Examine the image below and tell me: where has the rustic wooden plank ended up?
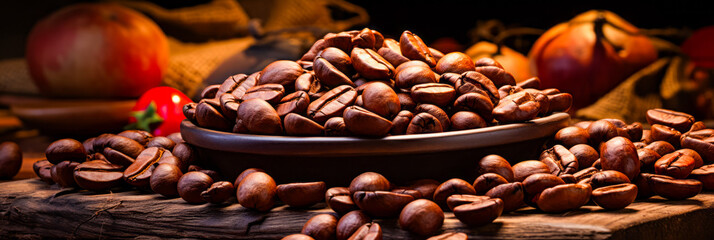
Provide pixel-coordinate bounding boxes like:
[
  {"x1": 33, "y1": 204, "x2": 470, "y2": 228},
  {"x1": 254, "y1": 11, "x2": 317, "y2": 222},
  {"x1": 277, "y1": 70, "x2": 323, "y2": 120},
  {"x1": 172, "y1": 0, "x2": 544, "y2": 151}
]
[{"x1": 1, "y1": 179, "x2": 714, "y2": 239}]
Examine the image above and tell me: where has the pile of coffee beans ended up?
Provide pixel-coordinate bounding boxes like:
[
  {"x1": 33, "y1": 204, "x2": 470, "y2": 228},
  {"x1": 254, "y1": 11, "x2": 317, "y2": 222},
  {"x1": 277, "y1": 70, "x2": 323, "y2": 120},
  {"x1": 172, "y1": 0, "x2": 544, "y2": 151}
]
[{"x1": 184, "y1": 28, "x2": 573, "y2": 137}]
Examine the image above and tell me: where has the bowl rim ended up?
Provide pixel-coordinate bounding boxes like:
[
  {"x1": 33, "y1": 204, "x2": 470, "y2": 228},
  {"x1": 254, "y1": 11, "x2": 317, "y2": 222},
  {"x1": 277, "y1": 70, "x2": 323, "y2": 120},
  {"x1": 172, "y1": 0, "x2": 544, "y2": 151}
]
[{"x1": 181, "y1": 112, "x2": 570, "y2": 157}]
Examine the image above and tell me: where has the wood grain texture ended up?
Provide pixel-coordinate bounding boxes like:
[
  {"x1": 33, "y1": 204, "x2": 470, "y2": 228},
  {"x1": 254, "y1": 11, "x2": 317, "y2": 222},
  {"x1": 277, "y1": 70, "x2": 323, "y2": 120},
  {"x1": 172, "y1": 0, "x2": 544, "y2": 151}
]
[{"x1": 1, "y1": 179, "x2": 714, "y2": 239}]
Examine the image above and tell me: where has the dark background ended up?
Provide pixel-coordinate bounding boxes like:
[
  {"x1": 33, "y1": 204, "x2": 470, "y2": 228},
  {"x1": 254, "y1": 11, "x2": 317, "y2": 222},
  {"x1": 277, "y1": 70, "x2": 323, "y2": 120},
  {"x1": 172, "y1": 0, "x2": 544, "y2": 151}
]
[{"x1": 1, "y1": 0, "x2": 712, "y2": 59}]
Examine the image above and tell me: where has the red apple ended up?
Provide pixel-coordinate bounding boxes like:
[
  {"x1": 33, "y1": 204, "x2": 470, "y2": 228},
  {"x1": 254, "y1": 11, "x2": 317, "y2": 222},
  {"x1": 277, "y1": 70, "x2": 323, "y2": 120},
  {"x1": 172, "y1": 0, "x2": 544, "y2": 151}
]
[
  {"x1": 26, "y1": 3, "x2": 169, "y2": 98},
  {"x1": 528, "y1": 10, "x2": 657, "y2": 110}
]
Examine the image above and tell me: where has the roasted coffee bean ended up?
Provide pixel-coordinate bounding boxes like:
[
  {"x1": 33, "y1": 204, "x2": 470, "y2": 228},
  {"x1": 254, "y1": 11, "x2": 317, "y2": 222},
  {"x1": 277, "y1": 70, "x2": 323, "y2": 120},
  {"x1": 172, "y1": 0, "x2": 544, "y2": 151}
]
[
  {"x1": 474, "y1": 57, "x2": 503, "y2": 69},
  {"x1": 170, "y1": 143, "x2": 195, "y2": 172},
  {"x1": 33, "y1": 160, "x2": 54, "y2": 183},
  {"x1": 118, "y1": 130, "x2": 153, "y2": 146},
  {"x1": 308, "y1": 85, "x2": 358, "y2": 123},
  {"x1": 433, "y1": 178, "x2": 477, "y2": 206},
  {"x1": 452, "y1": 197, "x2": 503, "y2": 226},
  {"x1": 259, "y1": 60, "x2": 303, "y2": 86},
  {"x1": 227, "y1": 73, "x2": 257, "y2": 100},
  {"x1": 450, "y1": 111, "x2": 487, "y2": 131},
  {"x1": 455, "y1": 71, "x2": 499, "y2": 104},
  {"x1": 351, "y1": 47, "x2": 394, "y2": 80},
  {"x1": 633, "y1": 173, "x2": 654, "y2": 200},
  {"x1": 649, "y1": 175, "x2": 701, "y2": 200},
  {"x1": 378, "y1": 38, "x2": 409, "y2": 67},
  {"x1": 150, "y1": 163, "x2": 183, "y2": 197},
  {"x1": 430, "y1": 48, "x2": 444, "y2": 62},
  {"x1": 146, "y1": 136, "x2": 175, "y2": 151},
  {"x1": 452, "y1": 92, "x2": 494, "y2": 120},
  {"x1": 216, "y1": 73, "x2": 248, "y2": 96},
  {"x1": 446, "y1": 194, "x2": 491, "y2": 211},
  {"x1": 318, "y1": 47, "x2": 354, "y2": 75},
  {"x1": 512, "y1": 160, "x2": 551, "y2": 182},
  {"x1": 352, "y1": 28, "x2": 383, "y2": 50},
  {"x1": 277, "y1": 91, "x2": 311, "y2": 117},
  {"x1": 391, "y1": 188, "x2": 422, "y2": 199},
  {"x1": 51, "y1": 161, "x2": 80, "y2": 188},
  {"x1": 540, "y1": 145, "x2": 579, "y2": 175},
  {"x1": 655, "y1": 151, "x2": 696, "y2": 178},
  {"x1": 177, "y1": 171, "x2": 214, "y2": 204},
  {"x1": 327, "y1": 187, "x2": 358, "y2": 215},
  {"x1": 555, "y1": 127, "x2": 590, "y2": 148},
  {"x1": 410, "y1": 83, "x2": 455, "y2": 107},
  {"x1": 474, "y1": 66, "x2": 516, "y2": 87},
  {"x1": 93, "y1": 134, "x2": 144, "y2": 167},
  {"x1": 196, "y1": 99, "x2": 233, "y2": 131},
  {"x1": 395, "y1": 60, "x2": 430, "y2": 75},
  {"x1": 600, "y1": 137, "x2": 640, "y2": 181},
  {"x1": 677, "y1": 149, "x2": 704, "y2": 169},
  {"x1": 435, "y1": 52, "x2": 475, "y2": 74},
  {"x1": 219, "y1": 93, "x2": 240, "y2": 120},
  {"x1": 690, "y1": 164, "x2": 714, "y2": 190},
  {"x1": 283, "y1": 234, "x2": 315, "y2": 240},
  {"x1": 0, "y1": 142, "x2": 22, "y2": 179},
  {"x1": 473, "y1": 173, "x2": 509, "y2": 195},
  {"x1": 314, "y1": 57, "x2": 355, "y2": 88},
  {"x1": 46, "y1": 139, "x2": 86, "y2": 164},
  {"x1": 573, "y1": 121, "x2": 592, "y2": 130},
  {"x1": 295, "y1": 73, "x2": 322, "y2": 100},
  {"x1": 485, "y1": 182, "x2": 524, "y2": 213},
  {"x1": 347, "y1": 223, "x2": 381, "y2": 240},
  {"x1": 395, "y1": 65, "x2": 438, "y2": 89},
  {"x1": 200, "y1": 84, "x2": 220, "y2": 99},
  {"x1": 650, "y1": 124, "x2": 682, "y2": 148},
  {"x1": 569, "y1": 144, "x2": 598, "y2": 170},
  {"x1": 409, "y1": 179, "x2": 440, "y2": 200},
  {"x1": 353, "y1": 191, "x2": 414, "y2": 217},
  {"x1": 395, "y1": 93, "x2": 416, "y2": 112},
  {"x1": 242, "y1": 84, "x2": 285, "y2": 104},
  {"x1": 301, "y1": 214, "x2": 338, "y2": 240},
  {"x1": 641, "y1": 130, "x2": 653, "y2": 144},
  {"x1": 546, "y1": 93, "x2": 573, "y2": 113},
  {"x1": 406, "y1": 112, "x2": 443, "y2": 134},
  {"x1": 587, "y1": 120, "x2": 619, "y2": 146},
  {"x1": 277, "y1": 181, "x2": 327, "y2": 208},
  {"x1": 522, "y1": 173, "x2": 566, "y2": 207},
  {"x1": 349, "y1": 172, "x2": 390, "y2": 195},
  {"x1": 343, "y1": 106, "x2": 392, "y2": 137},
  {"x1": 646, "y1": 108, "x2": 695, "y2": 133},
  {"x1": 415, "y1": 104, "x2": 450, "y2": 130},
  {"x1": 390, "y1": 110, "x2": 414, "y2": 135},
  {"x1": 124, "y1": 147, "x2": 175, "y2": 187},
  {"x1": 590, "y1": 170, "x2": 631, "y2": 189},
  {"x1": 492, "y1": 91, "x2": 540, "y2": 123},
  {"x1": 324, "y1": 117, "x2": 350, "y2": 136},
  {"x1": 400, "y1": 30, "x2": 436, "y2": 66},
  {"x1": 336, "y1": 210, "x2": 371, "y2": 240},
  {"x1": 516, "y1": 77, "x2": 541, "y2": 89},
  {"x1": 477, "y1": 155, "x2": 515, "y2": 182},
  {"x1": 536, "y1": 183, "x2": 592, "y2": 213},
  {"x1": 285, "y1": 113, "x2": 325, "y2": 136},
  {"x1": 398, "y1": 199, "x2": 444, "y2": 236},
  {"x1": 201, "y1": 181, "x2": 235, "y2": 204},
  {"x1": 644, "y1": 141, "x2": 676, "y2": 156},
  {"x1": 236, "y1": 99, "x2": 283, "y2": 135},
  {"x1": 522, "y1": 89, "x2": 550, "y2": 116},
  {"x1": 624, "y1": 122, "x2": 644, "y2": 142},
  {"x1": 183, "y1": 102, "x2": 198, "y2": 122},
  {"x1": 234, "y1": 168, "x2": 265, "y2": 187},
  {"x1": 573, "y1": 167, "x2": 599, "y2": 182},
  {"x1": 427, "y1": 232, "x2": 468, "y2": 240},
  {"x1": 637, "y1": 148, "x2": 661, "y2": 171},
  {"x1": 73, "y1": 160, "x2": 125, "y2": 191},
  {"x1": 236, "y1": 172, "x2": 277, "y2": 211},
  {"x1": 680, "y1": 129, "x2": 714, "y2": 163},
  {"x1": 591, "y1": 183, "x2": 638, "y2": 210},
  {"x1": 186, "y1": 165, "x2": 222, "y2": 181},
  {"x1": 498, "y1": 85, "x2": 523, "y2": 99},
  {"x1": 355, "y1": 79, "x2": 394, "y2": 93},
  {"x1": 360, "y1": 82, "x2": 400, "y2": 118}
]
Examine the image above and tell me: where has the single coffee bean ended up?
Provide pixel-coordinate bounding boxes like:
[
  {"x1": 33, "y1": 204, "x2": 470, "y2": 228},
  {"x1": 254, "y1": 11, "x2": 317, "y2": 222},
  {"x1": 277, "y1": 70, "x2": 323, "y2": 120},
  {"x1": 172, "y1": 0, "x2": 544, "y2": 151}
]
[
  {"x1": 573, "y1": 167, "x2": 599, "y2": 182},
  {"x1": 351, "y1": 47, "x2": 394, "y2": 80},
  {"x1": 450, "y1": 111, "x2": 487, "y2": 131},
  {"x1": 352, "y1": 28, "x2": 383, "y2": 50},
  {"x1": 414, "y1": 104, "x2": 450, "y2": 130},
  {"x1": 390, "y1": 110, "x2": 414, "y2": 135},
  {"x1": 522, "y1": 89, "x2": 550, "y2": 116},
  {"x1": 237, "y1": 172, "x2": 277, "y2": 211},
  {"x1": 51, "y1": 161, "x2": 80, "y2": 188},
  {"x1": 177, "y1": 171, "x2": 214, "y2": 204},
  {"x1": 0, "y1": 142, "x2": 22, "y2": 179},
  {"x1": 641, "y1": 130, "x2": 653, "y2": 144},
  {"x1": 650, "y1": 124, "x2": 682, "y2": 148},
  {"x1": 242, "y1": 84, "x2": 286, "y2": 104},
  {"x1": 476, "y1": 155, "x2": 515, "y2": 182},
  {"x1": 498, "y1": 85, "x2": 523, "y2": 99},
  {"x1": 485, "y1": 182, "x2": 524, "y2": 213},
  {"x1": 540, "y1": 145, "x2": 579, "y2": 176},
  {"x1": 236, "y1": 99, "x2": 283, "y2": 135},
  {"x1": 361, "y1": 82, "x2": 400, "y2": 118},
  {"x1": 200, "y1": 84, "x2": 220, "y2": 99},
  {"x1": 295, "y1": 73, "x2": 322, "y2": 100},
  {"x1": 427, "y1": 232, "x2": 468, "y2": 240},
  {"x1": 301, "y1": 214, "x2": 338, "y2": 240},
  {"x1": 446, "y1": 194, "x2": 491, "y2": 211},
  {"x1": 308, "y1": 85, "x2": 358, "y2": 123},
  {"x1": 46, "y1": 139, "x2": 86, "y2": 164},
  {"x1": 400, "y1": 30, "x2": 436, "y2": 67},
  {"x1": 600, "y1": 137, "x2": 640, "y2": 181},
  {"x1": 343, "y1": 106, "x2": 392, "y2": 137},
  {"x1": 512, "y1": 160, "x2": 551, "y2": 182},
  {"x1": 349, "y1": 172, "x2": 390, "y2": 195},
  {"x1": 324, "y1": 117, "x2": 350, "y2": 136},
  {"x1": 522, "y1": 173, "x2": 566, "y2": 207},
  {"x1": 654, "y1": 151, "x2": 696, "y2": 179},
  {"x1": 277, "y1": 181, "x2": 327, "y2": 208},
  {"x1": 680, "y1": 129, "x2": 714, "y2": 163},
  {"x1": 590, "y1": 170, "x2": 631, "y2": 189},
  {"x1": 452, "y1": 197, "x2": 503, "y2": 226},
  {"x1": 433, "y1": 178, "x2": 477, "y2": 207},
  {"x1": 398, "y1": 199, "x2": 444, "y2": 236},
  {"x1": 649, "y1": 175, "x2": 701, "y2": 200},
  {"x1": 200, "y1": 181, "x2": 235, "y2": 204},
  {"x1": 676, "y1": 149, "x2": 704, "y2": 169},
  {"x1": 33, "y1": 160, "x2": 54, "y2": 183},
  {"x1": 555, "y1": 127, "x2": 590, "y2": 148},
  {"x1": 546, "y1": 93, "x2": 573, "y2": 113},
  {"x1": 637, "y1": 148, "x2": 661, "y2": 171},
  {"x1": 150, "y1": 163, "x2": 183, "y2": 197},
  {"x1": 378, "y1": 38, "x2": 410, "y2": 67},
  {"x1": 406, "y1": 112, "x2": 443, "y2": 134},
  {"x1": 216, "y1": 73, "x2": 247, "y2": 96},
  {"x1": 183, "y1": 102, "x2": 198, "y2": 122},
  {"x1": 336, "y1": 210, "x2": 371, "y2": 240},
  {"x1": 569, "y1": 144, "x2": 598, "y2": 171},
  {"x1": 347, "y1": 223, "x2": 381, "y2": 240},
  {"x1": 353, "y1": 191, "x2": 415, "y2": 217},
  {"x1": 587, "y1": 120, "x2": 619, "y2": 147},
  {"x1": 218, "y1": 93, "x2": 240, "y2": 120},
  {"x1": 536, "y1": 183, "x2": 592, "y2": 213},
  {"x1": 284, "y1": 113, "x2": 325, "y2": 136},
  {"x1": 169, "y1": 143, "x2": 194, "y2": 172},
  {"x1": 644, "y1": 141, "x2": 676, "y2": 156},
  {"x1": 646, "y1": 108, "x2": 695, "y2": 133},
  {"x1": 276, "y1": 91, "x2": 311, "y2": 118},
  {"x1": 473, "y1": 173, "x2": 509, "y2": 195},
  {"x1": 591, "y1": 183, "x2": 638, "y2": 210},
  {"x1": 73, "y1": 160, "x2": 125, "y2": 191},
  {"x1": 124, "y1": 147, "x2": 174, "y2": 187},
  {"x1": 690, "y1": 164, "x2": 714, "y2": 190},
  {"x1": 146, "y1": 136, "x2": 176, "y2": 151},
  {"x1": 455, "y1": 71, "x2": 499, "y2": 105},
  {"x1": 228, "y1": 73, "x2": 257, "y2": 100},
  {"x1": 452, "y1": 92, "x2": 494, "y2": 121},
  {"x1": 283, "y1": 234, "x2": 315, "y2": 240},
  {"x1": 318, "y1": 47, "x2": 354, "y2": 75},
  {"x1": 435, "y1": 52, "x2": 475, "y2": 74},
  {"x1": 234, "y1": 168, "x2": 265, "y2": 188},
  {"x1": 117, "y1": 130, "x2": 153, "y2": 146},
  {"x1": 474, "y1": 66, "x2": 516, "y2": 87},
  {"x1": 391, "y1": 188, "x2": 422, "y2": 199},
  {"x1": 314, "y1": 57, "x2": 355, "y2": 88},
  {"x1": 409, "y1": 179, "x2": 440, "y2": 200},
  {"x1": 492, "y1": 91, "x2": 541, "y2": 123},
  {"x1": 395, "y1": 65, "x2": 438, "y2": 89},
  {"x1": 195, "y1": 99, "x2": 233, "y2": 131},
  {"x1": 259, "y1": 60, "x2": 303, "y2": 86}
]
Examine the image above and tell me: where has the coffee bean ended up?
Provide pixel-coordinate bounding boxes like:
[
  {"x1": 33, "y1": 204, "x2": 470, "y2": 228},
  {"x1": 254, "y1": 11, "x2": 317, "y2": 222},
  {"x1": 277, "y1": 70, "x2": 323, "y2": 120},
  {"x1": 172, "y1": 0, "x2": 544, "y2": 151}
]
[
  {"x1": 228, "y1": 73, "x2": 257, "y2": 100},
  {"x1": 650, "y1": 124, "x2": 682, "y2": 148},
  {"x1": 200, "y1": 84, "x2": 220, "y2": 99},
  {"x1": 591, "y1": 183, "x2": 638, "y2": 210},
  {"x1": 347, "y1": 223, "x2": 381, "y2": 240},
  {"x1": 146, "y1": 136, "x2": 175, "y2": 151},
  {"x1": 301, "y1": 214, "x2": 338, "y2": 240},
  {"x1": 353, "y1": 191, "x2": 414, "y2": 217},
  {"x1": 637, "y1": 148, "x2": 661, "y2": 171},
  {"x1": 33, "y1": 160, "x2": 54, "y2": 183},
  {"x1": 427, "y1": 232, "x2": 468, "y2": 240},
  {"x1": 455, "y1": 71, "x2": 499, "y2": 105},
  {"x1": 406, "y1": 112, "x2": 443, "y2": 134},
  {"x1": 587, "y1": 120, "x2": 619, "y2": 146},
  {"x1": 51, "y1": 161, "x2": 80, "y2": 188},
  {"x1": 399, "y1": 30, "x2": 436, "y2": 67},
  {"x1": 285, "y1": 113, "x2": 325, "y2": 136},
  {"x1": 178, "y1": 171, "x2": 214, "y2": 204},
  {"x1": 522, "y1": 173, "x2": 565, "y2": 207},
  {"x1": 196, "y1": 98, "x2": 234, "y2": 131},
  {"x1": 452, "y1": 92, "x2": 494, "y2": 121},
  {"x1": 492, "y1": 91, "x2": 540, "y2": 123},
  {"x1": 349, "y1": 172, "x2": 390, "y2": 195},
  {"x1": 398, "y1": 199, "x2": 444, "y2": 236},
  {"x1": 408, "y1": 179, "x2": 440, "y2": 201},
  {"x1": 395, "y1": 65, "x2": 438, "y2": 89},
  {"x1": 485, "y1": 182, "x2": 524, "y2": 212},
  {"x1": 314, "y1": 57, "x2": 355, "y2": 88},
  {"x1": 237, "y1": 172, "x2": 277, "y2": 211},
  {"x1": 336, "y1": 210, "x2": 371, "y2": 240},
  {"x1": 234, "y1": 168, "x2": 265, "y2": 188},
  {"x1": 450, "y1": 111, "x2": 487, "y2": 131},
  {"x1": 378, "y1": 38, "x2": 409, "y2": 67},
  {"x1": 351, "y1": 47, "x2": 394, "y2": 80},
  {"x1": 474, "y1": 66, "x2": 515, "y2": 87},
  {"x1": 690, "y1": 164, "x2": 714, "y2": 190},
  {"x1": 391, "y1": 188, "x2": 422, "y2": 199},
  {"x1": 644, "y1": 141, "x2": 676, "y2": 156},
  {"x1": 201, "y1": 181, "x2": 235, "y2": 204},
  {"x1": 295, "y1": 73, "x2": 322, "y2": 100},
  {"x1": 473, "y1": 173, "x2": 508, "y2": 195},
  {"x1": 540, "y1": 145, "x2": 579, "y2": 176},
  {"x1": 452, "y1": 197, "x2": 503, "y2": 226},
  {"x1": 396, "y1": 94, "x2": 415, "y2": 112},
  {"x1": 600, "y1": 137, "x2": 640, "y2": 181},
  {"x1": 536, "y1": 183, "x2": 592, "y2": 213},
  {"x1": 573, "y1": 167, "x2": 599, "y2": 182},
  {"x1": 649, "y1": 175, "x2": 701, "y2": 200},
  {"x1": 655, "y1": 151, "x2": 696, "y2": 179},
  {"x1": 277, "y1": 181, "x2": 327, "y2": 208},
  {"x1": 74, "y1": 160, "x2": 125, "y2": 191},
  {"x1": 277, "y1": 91, "x2": 311, "y2": 117},
  {"x1": 433, "y1": 178, "x2": 477, "y2": 207},
  {"x1": 361, "y1": 82, "x2": 400, "y2": 118},
  {"x1": 555, "y1": 127, "x2": 590, "y2": 148},
  {"x1": 150, "y1": 163, "x2": 183, "y2": 197},
  {"x1": 259, "y1": 60, "x2": 304, "y2": 86},
  {"x1": 0, "y1": 142, "x2": 22, "y2": 179},
  {"x1": 242, "y1": 84, "x2": 286, "y2": 104},
  {"x1": 569, "y1": 144, "x2": 598, "y2": 171},
  {"x1": 318, "y1": 47, "x2": 354, "y2": 75},
  {"x1": 326, "y1": 187, "x2": 358, "y2": 215},
  {"x1": 390, "y1": 110, "x2": 414, "y2": 135},
  {"x1": 324, "y1": 117, "x2": 350, "y2": 136},
  {"x1": 446, "y1": 194, "x2": 491, "y2": 211},
  {"x1": 308, "y1": 85, "x2": 358, "y2": 123},
  {"x1": 477, "y1": 155, "x2": 514, "y2": 182},
  {"x1": 435, "y1": 52, "x2": 475, "y2": 74},
  {"x1": 343, "y1": 106, "x2": 392, "y2": 137},
  {"x1": 46, "y1": 139, "x2": 86, "y2": 164},
  {"x1": 236, "y1": 99, "x2": 283, "y2": 135},
  {"x1": 680, "y1": 129, "x2": 714, "y2": 162},
  {"x1": 474, "y1": 57, "x2": 503, "y2": 69},
  {"x1": 590, "y1": 170, "x2": 631, "y2": 189},
  {"x1": 283, "y1": 234, "x2": 315, "y2": 240},
  {"x1": 646, "y1": 108, "x2": 695, "y2": 133},
  {"x1": 512, "y1": 160, "x2": 550, "y2": 182},
  {"x1": 118, "y1": 130, "x2": 153, "y2": 146}
]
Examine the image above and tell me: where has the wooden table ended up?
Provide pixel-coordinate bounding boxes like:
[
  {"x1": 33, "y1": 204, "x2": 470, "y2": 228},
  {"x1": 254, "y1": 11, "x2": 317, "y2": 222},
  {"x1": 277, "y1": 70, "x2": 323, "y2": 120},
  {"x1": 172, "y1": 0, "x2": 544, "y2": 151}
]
[{"x1": 1, "y1": 179, "x2": 714, "y2": 239}]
